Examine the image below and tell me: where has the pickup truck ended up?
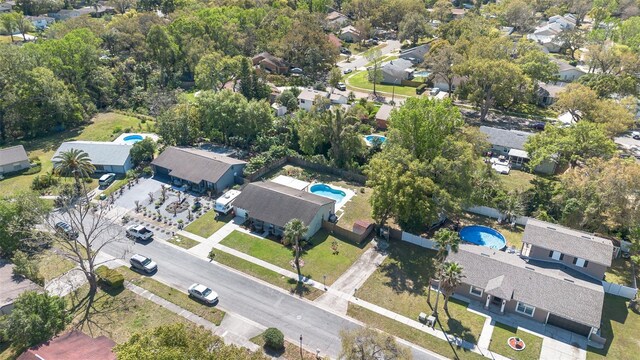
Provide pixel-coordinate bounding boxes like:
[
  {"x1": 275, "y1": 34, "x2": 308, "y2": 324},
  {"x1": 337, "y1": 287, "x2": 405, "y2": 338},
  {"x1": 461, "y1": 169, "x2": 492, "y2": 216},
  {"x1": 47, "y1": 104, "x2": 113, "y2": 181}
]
[{"x1": 126, "y1": 225, "x2": 154, "y2": 241}]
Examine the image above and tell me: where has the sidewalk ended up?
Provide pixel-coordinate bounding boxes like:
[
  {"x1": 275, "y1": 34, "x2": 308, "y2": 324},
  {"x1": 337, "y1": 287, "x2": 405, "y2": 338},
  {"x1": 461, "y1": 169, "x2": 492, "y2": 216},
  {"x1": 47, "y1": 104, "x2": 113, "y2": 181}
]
[
  {"x1": 45, "y1": 268, "x2": 87, "y2": 297},
  {"x1": 125, "y1": 281, "x2": 260, "y2": 352}
]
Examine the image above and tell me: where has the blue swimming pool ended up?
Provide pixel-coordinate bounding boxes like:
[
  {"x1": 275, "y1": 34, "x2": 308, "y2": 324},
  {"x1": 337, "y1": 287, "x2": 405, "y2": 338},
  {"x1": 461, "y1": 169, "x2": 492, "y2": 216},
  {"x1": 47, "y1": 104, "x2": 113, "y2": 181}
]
[
  {"x1": 123, "y1": 134, "x2": 144, "y2": 144},
  {"x1": 364, "y1": 135, "x2": 387, "y2": 146},
  {"x1": 310, "y1": 184, "x2": 346, "y2": 203},
  {"x1": 459, "y1": 225, "x2": 507, "y2": 250},
  {"x1": 414, "y1": 70, "x2": 431, "y2": 77}
]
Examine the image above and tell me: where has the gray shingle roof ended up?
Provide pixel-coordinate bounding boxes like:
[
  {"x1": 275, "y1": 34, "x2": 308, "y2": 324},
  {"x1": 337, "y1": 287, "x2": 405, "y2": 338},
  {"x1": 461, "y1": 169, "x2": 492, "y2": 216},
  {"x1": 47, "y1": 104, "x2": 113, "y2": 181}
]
[
  {"x1": 0, "y1": 145, "x2": 28, "y2": 166},
  {"x1": 233, "y1": 181, "x2": 334, "y2": 228},
  {"x1": 151, "y1": 147, "x2": 246, "y2": 185},
  {"x1": 53, "y1": 141, "x2": 132, "y2": 166},
  {"x1": 447, "y1": 245, "x2": 604, "y2": 328},
  {"x1": 375, "y1": 104, "x2": 395, "y2": 121},
  {"x1": 523, "y1": 219, "x2": 614, "y2": 266},
  {"x1": 1, "y1": 261, "x2": 41, "y2": 308},
  {"x1": 479, "y1": 126, "x2": 533, "y2": 150},
  {"x1": 381, "y1": 59, "x2": 414, "y2": 78}
]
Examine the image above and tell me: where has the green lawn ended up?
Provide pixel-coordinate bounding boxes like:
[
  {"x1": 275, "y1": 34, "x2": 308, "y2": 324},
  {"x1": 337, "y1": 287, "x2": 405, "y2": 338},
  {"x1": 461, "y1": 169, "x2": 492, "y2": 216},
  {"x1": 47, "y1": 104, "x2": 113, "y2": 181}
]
[
  {"x1": 498, "y1": 170, "x2": 538, "y2": 192},
  {"x1": 337, "y1": 186, "x2": 374, "y2": 230},
  {"x1": 214, "y1": 250, "x2": 323, "y2": 300},
  {"x1": 587, "y1": 295, "x2": 640, "y2": 360},
  {"x1": 184, "y1": 211, "x2": 232, "y2": 238},
  {"x1": 346, "y1": 70, "x2": 419, "y2": 97},
  {"x1": 36, "y1": 250, "x2": 76, "y2": 283},
  {"x1": 220, "y1": 229, "x2": 369, "y2": 286},
  {"x1": 489, "y1": 323, "x2": 543, "y2": 360},
  {"x1": 0, "y1": 112, "x2": 154, "y2": 197},
  {"x1": 356, "y1": 240, "x2": 486, "y2": 344},
  {"x1": 458, "y1": 212, "x2": 525, "y2": 250},
  {"x1": 348, "y1": 304, "x2": 486, "y2": 360},
  {"x1": 168, "y1": 234, "x2": 200, "y2": 249},
  {"x1": 604, "y1": 258, "x2": 636, "y2": 287},
  {"x1": 116, "y1": 267, "x2": 225, "y2": 325}
]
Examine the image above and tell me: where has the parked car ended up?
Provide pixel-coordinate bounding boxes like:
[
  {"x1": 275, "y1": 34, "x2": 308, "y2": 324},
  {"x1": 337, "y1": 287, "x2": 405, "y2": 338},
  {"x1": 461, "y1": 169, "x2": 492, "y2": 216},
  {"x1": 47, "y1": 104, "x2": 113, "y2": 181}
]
[
  {"x1": 126, "y1": 225, "x2": 153, "y2": 241},
  {"x1": 336, "y1": 82, "x2": 347, "y2": 91},
  {"x1": 98, "y1": 173, "x2": 116, "y2": 187},
  {"x1": 343, "y1": 68, "x2": 352, "y2": 74},
  {"x1": 290, "y1": 67, "x2": 303, "y2": 75},
  {"x1": 55, "y1": 221, "x2": 78, "y2": 240},
  {"x1": 188, "y1": 283, "x2": 219, "y2": 304},
  {"x1": 632, "y1": 131, "x2": 640, "y2": 140},
  {"x1": 340, "y1": 47, "x2": 351, "y2": 55},
  {"x1": 429, "y1": 88, "x2": 440, "y2": 96},
  {"x1": 529, "y1": 122, "x2": 546, "y2": 130},
  {"x1": 129, "y1": 254, "x2": 157, "y2": 274}
]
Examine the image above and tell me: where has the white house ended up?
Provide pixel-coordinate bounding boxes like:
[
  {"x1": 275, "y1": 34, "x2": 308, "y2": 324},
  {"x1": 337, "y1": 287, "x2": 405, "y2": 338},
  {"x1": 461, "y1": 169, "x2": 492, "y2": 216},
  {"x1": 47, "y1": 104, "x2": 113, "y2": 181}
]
[
  {"x1": 26, "y1": 15, "x2": 55, "y2": 30},
  {"x1": 380, "y1": 59, "x2": 415, "y2": 85},
  {"x1": 0, "y1": 145, "x2": 30, "y2": 175},
  {"x1": 554, "y1": 59, "x2": 585, "y2": 81},
  {"x1": 325, "y1": 11, "x2": 349, "y2": 29},
  {"x1": 297, "y1": 88, "x2": 329, "y2": 111},
  {"x1": 53, "y1": 141, "x2": 134, "y2": 174},
  {"x1": 339, "y1": 25, "x2": 361, "y2": 43}
]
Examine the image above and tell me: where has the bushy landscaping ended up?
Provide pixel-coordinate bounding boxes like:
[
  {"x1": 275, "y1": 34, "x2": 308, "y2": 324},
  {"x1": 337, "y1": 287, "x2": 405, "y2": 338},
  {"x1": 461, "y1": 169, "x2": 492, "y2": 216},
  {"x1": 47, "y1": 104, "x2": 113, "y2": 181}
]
[
  {"x1": 489, "y1": 323, "x2": 543, "y2": 360},
  {"x1": 219, "y1": 229, "x2": 370, "y2": 285},
  {"x1": 356, "y1": 240, "x2": 486, "y2": 344}
]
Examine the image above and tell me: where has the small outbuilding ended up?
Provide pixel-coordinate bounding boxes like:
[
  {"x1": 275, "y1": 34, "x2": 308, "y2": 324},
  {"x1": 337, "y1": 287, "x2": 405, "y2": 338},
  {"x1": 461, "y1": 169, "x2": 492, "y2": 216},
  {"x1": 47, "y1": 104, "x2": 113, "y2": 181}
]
[{"x1": 0, "y1": 145, "x2": 30, "y2": 176}]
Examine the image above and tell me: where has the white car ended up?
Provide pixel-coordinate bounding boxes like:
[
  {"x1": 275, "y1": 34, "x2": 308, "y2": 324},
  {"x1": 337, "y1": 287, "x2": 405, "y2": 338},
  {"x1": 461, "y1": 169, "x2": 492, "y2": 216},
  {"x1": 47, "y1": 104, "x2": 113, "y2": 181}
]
[
  {"x1": 337, "y1": 82, "x2": 347, "y2": 91},
  {"x1": 188, "y1": 283, "x2": 218, "y2": 304},
  {"x1": 343, "y1": 68, "x2": 352, "y2": 74},
  {"x1": 632, "y1": 131, "x2": 640, "y2": 140},
  {"x1": 126, "y1": 225, "x2": 154, "y2": 241}
]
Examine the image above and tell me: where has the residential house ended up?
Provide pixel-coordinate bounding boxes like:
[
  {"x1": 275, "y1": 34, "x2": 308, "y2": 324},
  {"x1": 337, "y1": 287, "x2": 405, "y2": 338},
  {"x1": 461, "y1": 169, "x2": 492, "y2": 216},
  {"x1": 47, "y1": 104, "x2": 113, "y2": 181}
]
[
  {"x1": 536, "y1": 81, "x2": 567, "y2": 106},
  {"x1": 0, "y1": 1, "x2": 13, "y2": 13},
  {"x1": 151, "y1": 147, "x2": 246, "y2": 194},
  {"x1": 233, "y1": 181, "x2": 335, "y2": 239},
  {"x1": 339, "y1": 25, "x2": 361, "y2": 43},
  {"x1": 0, "y1": 262, "x2": 41, "y2": 315},
  {"x1": 479, "y1": 126, "x2": 557, "y2": 174},
  {"x1": 447, "y1": 243, "x2": 605, "y2": 339},
  {"x1": 375, "y1": 104, "x2": 395, "y2": 129},
  {"x1": 17, "y1": 330, "x2": 116, "y2": 360},
  {"x1": 329, "y1": 92, "x2": 348, "y2": 105},
  {"x1": 0, "y1": 145, "x2": 30, "y2": 176},
  {"x1": 500, "y1": 26, "x2": 515, "y2": 36},
  {"x1": 520, "y1": 219, "x2": 614, "y2": 281},
  {"x1": 26, "y1": 15, "x2": 55, "y2": 30},
  {"x1": 297, "y1": 88, "x2": 329, "y2": 111},
  {"x1": 527, "y1": 14, "x2": 577, "y2": 53},
  {"x1": 554, "y1": 59, "x2": 585, "y2": 81},
  {"x1": 398, "y1": 44, "x2": 430, "y2": 64},
  {"x1": 432, "y1": 74, "x2": 464, "y2": 93},
  {"x1": 451, "y1": 8, "x2": 466, "y2": 19},
  {"x1": 52, "y1": 141, "x2": 133, "y2": 174},
  {"x1": 380, "y1": 59, "x2": 415, "y2": 85},
  {"x1": 50, "y1": 6, "x2": 115, "y2": 21},
  {"x1": 325, "y1": 11, "x2": 349, "y2": 30},
  {"x1": 252, "y1": 52, "x2": 289, "y2": 75}
]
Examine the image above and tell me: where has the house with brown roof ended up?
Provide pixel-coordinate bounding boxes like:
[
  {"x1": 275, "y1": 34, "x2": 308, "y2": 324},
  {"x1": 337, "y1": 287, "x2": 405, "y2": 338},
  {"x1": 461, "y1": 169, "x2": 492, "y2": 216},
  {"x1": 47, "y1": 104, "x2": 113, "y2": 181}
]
[
  {"x1": 325, "y1": 11, "x2": 349, "y2": 30},
  {"x1": 375, "y1": 104, "x2": 395, "y2": 129},
  {"x1": 339, "y1": 25, "x2": 361, "y2": 43},
  {"x1": 151, "y1": 147, "x2": 246, "y2": 194},
  {"x1": 0, "y1": 145, "x2": 30, "y2": 176},
  {"x1": 18, "y1": 330, "x2": 116, "y2": 360},
  {"x1": 252, "y1": 52, "x2": 289, "y2": 75},
  {"x1": 233, "y1": 181, "x2": 335, "y2": 238}
]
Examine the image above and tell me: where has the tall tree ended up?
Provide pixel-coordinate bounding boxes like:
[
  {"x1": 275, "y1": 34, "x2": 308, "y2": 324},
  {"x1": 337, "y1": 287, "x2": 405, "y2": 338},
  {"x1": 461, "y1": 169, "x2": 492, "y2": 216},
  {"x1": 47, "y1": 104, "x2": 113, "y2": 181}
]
[
  {"x1": 284, "y1": 219, "x2": 308, "y2": 281},
  {"x1": 439, "y1": 261, "x2": 465, "y2": 314},
  {"x1": 0, "y1": 13, "x2": 15, "y2": 42},
  {"x1": 0, "y1": 193, "x2": 50, "y2": 256},
  {"x1": 339, "y1": 327, "x2": 412, "y2": 360},
  {"x1": 157, "y1": 102, "x2": 201, "y2": 146},
  {"x1": 146, "y1": 25, "x2": 178, "y2": 87},
  {"x1": 399, "y1": 13, "x2": 429, "y2": 46},
  {"x1": 427, "y1": 229, "x2": 460, "y2": 304},
  {"x1": 366, "y1": 49, "x2": 384, "y2": 96},
  {"x1": 427, "y1": 40, "x2": 462, "y2": 97},
  {"x1": 53, "y1": 149, "x2": 96, "y2": 193}
]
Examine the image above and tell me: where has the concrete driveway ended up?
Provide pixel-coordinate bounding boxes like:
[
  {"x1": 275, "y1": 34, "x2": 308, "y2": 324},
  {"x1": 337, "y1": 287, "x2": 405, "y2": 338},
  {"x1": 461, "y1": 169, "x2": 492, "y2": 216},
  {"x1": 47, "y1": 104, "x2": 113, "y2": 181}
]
[{"x1": 113, "y1": 177, "x2": 168, "y2": 210}]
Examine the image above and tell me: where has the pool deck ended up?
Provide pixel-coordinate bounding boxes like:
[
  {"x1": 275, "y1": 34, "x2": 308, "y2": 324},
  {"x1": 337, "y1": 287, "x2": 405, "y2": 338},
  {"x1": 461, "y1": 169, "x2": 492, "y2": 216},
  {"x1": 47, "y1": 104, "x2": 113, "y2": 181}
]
[
  {"x1": 113, "y1": 132, "x2": 159, "y2": 144},
  {"x1": 364, "y1": 134, "x2": 387, "y2": 147}
]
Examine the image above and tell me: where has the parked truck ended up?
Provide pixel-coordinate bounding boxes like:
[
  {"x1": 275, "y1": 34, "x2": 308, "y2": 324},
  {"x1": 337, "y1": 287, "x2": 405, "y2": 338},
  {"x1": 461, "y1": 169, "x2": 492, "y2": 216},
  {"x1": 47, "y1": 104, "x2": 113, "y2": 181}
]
[{"x1": 126, "y1": 225, "x2": 154, "y2": 241}]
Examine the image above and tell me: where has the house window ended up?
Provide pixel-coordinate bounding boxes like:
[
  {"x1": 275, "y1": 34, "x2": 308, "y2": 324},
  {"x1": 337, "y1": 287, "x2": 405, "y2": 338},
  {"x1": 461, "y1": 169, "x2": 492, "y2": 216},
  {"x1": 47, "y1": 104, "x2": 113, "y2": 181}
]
[
  {"x1": 469, "y1": 286, "x2": 483, "y2": 297},
  {"x1": 516, "y1": 302, "x2": 535, "y2": 317},
  {"x1": 573, "y1": 257, "x2": 589, "y2": 268},
  {"x1": 548, "y1": 250, "x2": 564, "y2": 261}
]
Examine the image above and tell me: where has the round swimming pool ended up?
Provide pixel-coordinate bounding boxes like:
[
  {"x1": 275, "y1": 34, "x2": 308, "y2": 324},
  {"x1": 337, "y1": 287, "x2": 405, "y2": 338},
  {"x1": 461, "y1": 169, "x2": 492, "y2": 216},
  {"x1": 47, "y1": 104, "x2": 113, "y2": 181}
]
[
  {"x1": 310, "y1": 184, "x2": 346, "y2": 203},
  {"x1": 459, "y1": 225, "x2": 507, "y2": 250},
  {"x1": 364, "y1": 135, "x2": 387, "y2": 146},
  {"x1": 122, "y1": 134, "x2": 144, "y2": 144}
]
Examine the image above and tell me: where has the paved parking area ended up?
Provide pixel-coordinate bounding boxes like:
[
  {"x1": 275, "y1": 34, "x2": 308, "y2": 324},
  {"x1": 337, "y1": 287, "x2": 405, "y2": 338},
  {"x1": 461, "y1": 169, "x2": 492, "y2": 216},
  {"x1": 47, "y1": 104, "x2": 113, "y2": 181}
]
[{"x1": 114, "y1": 177, "x2": 167, "y2": 210}]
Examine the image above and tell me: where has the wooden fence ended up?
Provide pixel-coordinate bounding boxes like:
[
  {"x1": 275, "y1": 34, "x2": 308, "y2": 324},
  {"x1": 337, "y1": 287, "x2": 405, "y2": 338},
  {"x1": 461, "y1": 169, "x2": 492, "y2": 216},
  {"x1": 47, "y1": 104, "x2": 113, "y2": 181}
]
[
  {"x1": 244, "y1": 156, "x2": 367, "y2": 184},
  {"x1": 322, "y1": 220, "x2": 373, "y2": 245}
]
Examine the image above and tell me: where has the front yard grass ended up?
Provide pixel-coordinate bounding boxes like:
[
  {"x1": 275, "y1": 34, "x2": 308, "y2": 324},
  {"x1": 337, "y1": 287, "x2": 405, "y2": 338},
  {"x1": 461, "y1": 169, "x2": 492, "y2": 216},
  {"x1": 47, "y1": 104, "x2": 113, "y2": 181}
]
[
  {"x1": 587, "y1": 295, "x2": 640, "y2": 360},
  {"x1": 604, "y1": 258, "x2": 636, "y2": 287},
  {"x1": 0, "y1": 112, "x2": 154, "y2": 197},
  {"x1": 458, "y1": 212, "x2": 525, "y2": 250},
  {"x1": 346, "y1": 70, "x2": 419, "y2": 97},
  {"x1": 219, "y1": 229, "x2": 369, "y2": 286},
  {"x1": 498, "y1": 170, "x2": 537, "y2": 192},
  {"x1": 489, "y1": 322, "x2": 543, "y2": 360},
  {"x1": 356, "y1": 240, "x2": 486, "y2": 344},
  {"x1": 213, "y1": 250, "x2": 323, "y2": 300},
  {"x1": 116, "y1": 267, "x2": 225, "y2": 325},
  {"x1": 347, "y1": 304, "x2": 486, "y2": 360},
  {"x1": 184, "y1": 211, "x2": 232, "y2": 238},
  {"x1": 168, "y1": 234, "x2": 200, "y2": 249},
  {"x1": 36, "y1": 250, "x2": 76, "y2": 283}
]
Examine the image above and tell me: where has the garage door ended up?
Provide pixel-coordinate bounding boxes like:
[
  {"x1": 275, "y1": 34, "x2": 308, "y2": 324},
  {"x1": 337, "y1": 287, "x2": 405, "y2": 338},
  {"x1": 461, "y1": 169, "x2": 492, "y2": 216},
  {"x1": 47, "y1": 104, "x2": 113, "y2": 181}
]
[{"x1": 547, "y1": 314, "x2": 591, "y2": 336}]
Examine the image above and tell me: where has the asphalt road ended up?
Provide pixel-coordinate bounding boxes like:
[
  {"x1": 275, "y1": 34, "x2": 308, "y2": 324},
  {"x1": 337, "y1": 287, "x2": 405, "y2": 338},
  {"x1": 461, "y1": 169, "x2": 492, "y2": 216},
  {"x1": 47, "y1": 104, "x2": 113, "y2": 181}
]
[
  {"x1": 337, "y1": 40, "x2": 402, "y2": 71},
  {"x1": 92, "y1": 219, "x2": 443, "y2": 359}
]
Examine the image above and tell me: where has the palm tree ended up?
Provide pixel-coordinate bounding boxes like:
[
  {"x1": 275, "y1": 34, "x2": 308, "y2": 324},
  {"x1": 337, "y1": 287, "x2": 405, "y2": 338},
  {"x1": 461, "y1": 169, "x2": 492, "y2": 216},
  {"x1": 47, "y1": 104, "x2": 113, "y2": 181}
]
[
  {"x1": 284, "y1": 219, "x2": 308, "y2": 281},
  {"x1": 53, "y1": 149, "x2": 95, "y2": 193},
  {"x1": 427, "y1": 228, "x2": 461, "y2": 304},
  {"x1": 439, "y1": 262, "x2": 465, "y2": 314},
  {"x1": 497, "y1": 190, "x2": 525, "y2": 226}
]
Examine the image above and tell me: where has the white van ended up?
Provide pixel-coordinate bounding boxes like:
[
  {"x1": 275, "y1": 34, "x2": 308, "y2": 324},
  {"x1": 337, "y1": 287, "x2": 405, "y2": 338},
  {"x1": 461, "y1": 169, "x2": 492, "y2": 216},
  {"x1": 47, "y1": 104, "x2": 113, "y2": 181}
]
[
  {"x1": 214, "y1": 190, "x2": 241, "y2": 215},
  {"x1": 98, "y1": 173, "x2": 116, "y2": 187}
]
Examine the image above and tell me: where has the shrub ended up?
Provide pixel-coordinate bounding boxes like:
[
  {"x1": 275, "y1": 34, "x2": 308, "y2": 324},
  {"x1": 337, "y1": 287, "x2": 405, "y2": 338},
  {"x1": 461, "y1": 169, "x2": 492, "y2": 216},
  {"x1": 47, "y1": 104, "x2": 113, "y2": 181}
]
[
  {"x1": 31, "y1": 174, "x2": 58, "y2": 190},
  {"x1": 113, "y1": 126, "x2": 122, "y2": 134},
  {"x1": 142, "y1": 166, "x2": 153, "y2": 176},
  {"x1": 416, "y1": 84, "x2": 427, "y2": 95},
  {"x1": 23, "y1": 163, "x2": 42, "y2": 175},
  {"x1": 11, "y1": 251, "x2": 44, "y2": 286},
  {"x1": 29, "y1": 156, "x2": 41, "y2": 165},
  {"x1": 262, "y1": 328, "x2": 284, "y2": 350},
  {"x1": 95, "y1": 266, "x2": 124, "y2": 289}
]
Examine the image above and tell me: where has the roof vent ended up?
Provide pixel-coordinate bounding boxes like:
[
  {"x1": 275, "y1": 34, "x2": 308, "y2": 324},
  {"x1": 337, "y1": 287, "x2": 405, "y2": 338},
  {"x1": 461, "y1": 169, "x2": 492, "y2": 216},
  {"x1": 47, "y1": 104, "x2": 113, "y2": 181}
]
[
  {"x1": 564, "y1": 278, "x2": 575, "y2": 283},
  {"x1": 546, "y1": 226, "x2": 556, "y2": 230},
  {"x1": 481, "y1": 253, "x2": 491, "y2": 258},
  {"x1": 581, "y1": 235, "x2": 592, "y2": 239},
  {"x1": 525, "y1": 266, "x2": 536, "y2": 271}
]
